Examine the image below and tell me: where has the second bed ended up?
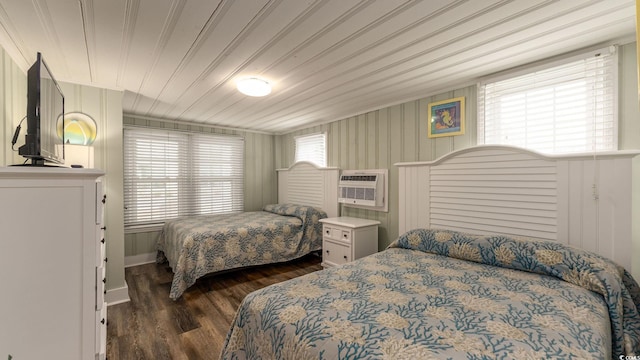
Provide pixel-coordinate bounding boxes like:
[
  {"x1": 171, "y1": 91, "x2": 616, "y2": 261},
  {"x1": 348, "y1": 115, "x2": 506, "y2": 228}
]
[{"x1": 158, "y1": 204, "x2": 326, "y2": 300}]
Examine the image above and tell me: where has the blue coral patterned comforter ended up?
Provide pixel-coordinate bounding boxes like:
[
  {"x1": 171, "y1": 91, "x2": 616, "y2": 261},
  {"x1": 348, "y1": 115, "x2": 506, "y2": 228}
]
[
  {"x1": 221, "y1": 229, "x2": 640, "y2": 359},
  {"x1": 157, "y1": 204, "x2": 326, "y2": 300}
]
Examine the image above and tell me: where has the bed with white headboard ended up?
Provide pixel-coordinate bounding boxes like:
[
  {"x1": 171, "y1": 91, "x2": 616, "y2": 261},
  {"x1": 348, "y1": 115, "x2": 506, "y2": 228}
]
[
  {"x1": 158, "y1": 161, "x2": 339, "y2": 299},
  {"x1": 222, "y1": 145, "x2": 640, "y2": 359},
  {"x1": 396, "y1": 144, "x2": 640, "y2": 278},
  {"x1": 277, "y1": 161, "x2": 340, "y2": 218}
]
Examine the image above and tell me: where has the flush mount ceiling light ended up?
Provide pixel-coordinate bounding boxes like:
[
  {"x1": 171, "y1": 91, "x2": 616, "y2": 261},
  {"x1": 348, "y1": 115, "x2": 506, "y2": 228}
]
[{"x1": 236, "y1": 77, "x2": 272, "y2": 97}]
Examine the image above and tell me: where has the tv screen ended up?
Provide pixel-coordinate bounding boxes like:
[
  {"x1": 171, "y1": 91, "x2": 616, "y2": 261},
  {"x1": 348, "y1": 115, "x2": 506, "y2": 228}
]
[{"x1": 18, "y1": 52, "x2": 65, "y2": 165}]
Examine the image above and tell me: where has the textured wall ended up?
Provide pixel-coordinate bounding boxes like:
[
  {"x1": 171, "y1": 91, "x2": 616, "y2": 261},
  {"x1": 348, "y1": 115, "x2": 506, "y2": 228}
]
[
  {"x1": 58, "y1": 82, "x2": 125, "y2": 295},
  {"x1": 277, "y1": 85, "x2": 477, "y2": 249},
  {"x1": 277, "y1": 42, "x2": 640, "y2": 250},
  {"x1": 618, "y1": 43, "x2": 640, "y2": 281},
  {"x1": 0, "y1": 47, "x2": 26, "y2": 166}
]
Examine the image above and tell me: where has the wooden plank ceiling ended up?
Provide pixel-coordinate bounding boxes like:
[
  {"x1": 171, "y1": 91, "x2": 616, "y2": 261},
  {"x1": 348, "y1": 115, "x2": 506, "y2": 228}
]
[{"x1": 0, "y1": 0, "x2": 635, "y2": 134}]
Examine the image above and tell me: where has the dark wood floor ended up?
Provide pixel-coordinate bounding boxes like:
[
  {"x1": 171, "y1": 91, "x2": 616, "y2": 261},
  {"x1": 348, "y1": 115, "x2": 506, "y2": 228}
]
[{"x1": 106, "y1": 254, "x2": 322, "y2": 360}]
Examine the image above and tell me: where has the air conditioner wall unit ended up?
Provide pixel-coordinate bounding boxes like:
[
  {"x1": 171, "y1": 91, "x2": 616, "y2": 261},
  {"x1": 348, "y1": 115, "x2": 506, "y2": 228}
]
[{"x1": 338, "y1": 169, "x2": 388, "y2": 212}]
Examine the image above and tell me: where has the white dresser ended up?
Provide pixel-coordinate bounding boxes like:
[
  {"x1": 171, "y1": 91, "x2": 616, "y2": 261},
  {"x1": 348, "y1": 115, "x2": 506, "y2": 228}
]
[
  {"x1": 319, "y1": 216, "x2": 380, "y2": 268},
  {"x1": 0, "y1": 167, "x2": 107, "y2": 360}
]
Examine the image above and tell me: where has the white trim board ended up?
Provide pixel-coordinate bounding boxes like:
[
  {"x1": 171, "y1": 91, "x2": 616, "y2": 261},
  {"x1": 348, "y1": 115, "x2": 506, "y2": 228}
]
[
  {"x1": 106, "y1": 283, "x2": 130, "y2": 306},
  {"x1": 396, "y1": 145, "x2": 640, "y2": 279},
  {"x1": 125, "y1": 252, "x2": 157, "y2": 268}
]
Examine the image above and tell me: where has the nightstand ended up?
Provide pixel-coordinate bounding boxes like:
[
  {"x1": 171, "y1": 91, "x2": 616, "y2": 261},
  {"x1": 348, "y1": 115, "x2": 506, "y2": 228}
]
[{"x1": 319, "y1": 216, "x2": 380, "y2": 268}]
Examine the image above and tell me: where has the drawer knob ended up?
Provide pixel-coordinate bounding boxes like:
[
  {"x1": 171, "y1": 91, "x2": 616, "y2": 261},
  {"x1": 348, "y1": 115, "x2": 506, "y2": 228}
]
[
  {"x1": 102, "y1": 278, "x2": 107, "y2": 283},
  {"x1": 101, "y1": 318, "x2": 105, "y2": 325},
  {"x1": 101, "y1": 226, "x2": 107, "y2": 231},
  {"x1": 326, "y1": 250, "x2": 330, "y2": 253},
  {"x1": 104, "y1": 257, "x2": 108, "y2": 263},
  {"x1": 101, "y1": 238, "x2": 105, "y2": 244},
  {"x1": 101, "y1": 195, "x2": 106, "y2": 204},
  {"x1": 343, "y1": 255, "x2": 347, "y2": 259}
]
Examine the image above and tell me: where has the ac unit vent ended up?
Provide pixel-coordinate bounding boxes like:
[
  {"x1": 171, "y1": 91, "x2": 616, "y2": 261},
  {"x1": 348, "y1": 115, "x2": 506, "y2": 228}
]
[
  {"x1": 338, "y1": 169, "x2": 387, "y2": 211},
  {"x1": 341, "y1": 186, "x2": 376, "y2": 201}
]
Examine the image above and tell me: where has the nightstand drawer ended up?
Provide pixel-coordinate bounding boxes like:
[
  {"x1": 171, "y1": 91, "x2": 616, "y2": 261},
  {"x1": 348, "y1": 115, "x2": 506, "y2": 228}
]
[
  {"x1": 323, "y1": 240, "x2": 351, "y2": 265},
  {"x1": 323, "y1": 226, "x2": 334, "y2": 238},
  {"x1": 323, "y1": 225, "x2": 351, "y2": 244}
]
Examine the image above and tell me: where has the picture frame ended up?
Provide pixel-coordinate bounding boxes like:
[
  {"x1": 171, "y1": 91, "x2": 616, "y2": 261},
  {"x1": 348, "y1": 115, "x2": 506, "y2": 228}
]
[{"x1": 427, "y1": 96, "x2": 465, "y2": 138}]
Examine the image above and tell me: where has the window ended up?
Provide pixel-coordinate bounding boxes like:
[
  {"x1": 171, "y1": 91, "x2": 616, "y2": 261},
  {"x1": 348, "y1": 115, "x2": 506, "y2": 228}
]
[
  {"x1": 478, "y1": 46, "x2": 618, "y2": 154},
  {"x1": 123, "y1": 127, "x2": 244, "y2": 228},
  {"x1": 294, "y1": 133, "x2": 326, "y2": 167}
]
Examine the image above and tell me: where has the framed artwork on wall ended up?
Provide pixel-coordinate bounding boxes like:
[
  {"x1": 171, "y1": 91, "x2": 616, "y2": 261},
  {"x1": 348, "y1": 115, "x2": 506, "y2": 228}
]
[{"x1": 427, "y1": 96, "x2": 465, "y2": 138}]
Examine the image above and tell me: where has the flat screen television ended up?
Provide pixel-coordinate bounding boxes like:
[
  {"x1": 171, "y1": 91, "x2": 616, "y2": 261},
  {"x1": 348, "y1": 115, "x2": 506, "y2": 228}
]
[{"x1": 17, "y1": 52, "x2": 65, "y2": 166}]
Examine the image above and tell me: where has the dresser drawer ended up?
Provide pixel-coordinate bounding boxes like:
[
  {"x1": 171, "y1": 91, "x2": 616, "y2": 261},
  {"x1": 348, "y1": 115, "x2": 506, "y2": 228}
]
[
  {"x1": 96, "y1": 265, "x2": 106, "y2": 310},
  {"x1": 95, "y1": 181, "x2": 105, "y2": 225},
  {"x1": 96, "y1": 226, "x2": 105, "y2": 265},
  {"x1": 95, "y1": 305, "x2": 107, "y2": 359}
]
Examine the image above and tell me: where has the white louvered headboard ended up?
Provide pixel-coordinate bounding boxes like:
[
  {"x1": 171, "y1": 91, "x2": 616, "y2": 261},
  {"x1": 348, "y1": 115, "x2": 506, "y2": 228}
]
[
  {"x1": 277, "y1": 161, "x2": 340, "y2": 218},
  {"x1": 396, "y1": 145, "x2": 639, "y2": 277}
]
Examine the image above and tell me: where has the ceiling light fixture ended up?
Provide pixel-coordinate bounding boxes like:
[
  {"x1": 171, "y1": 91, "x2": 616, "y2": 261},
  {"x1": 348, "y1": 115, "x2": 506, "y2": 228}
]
[{"x1": 236, "y1": 77, "x2": 272, "y2": 97}]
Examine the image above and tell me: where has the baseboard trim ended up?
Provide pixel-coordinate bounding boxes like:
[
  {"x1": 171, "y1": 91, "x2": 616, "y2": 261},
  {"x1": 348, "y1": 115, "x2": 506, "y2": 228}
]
[
  {"x1": 125, "y1": 252, "x2": 156, "y2": 268},
  {"x1": 106, "y1": 282, "x2": 130, "y2": 306}
]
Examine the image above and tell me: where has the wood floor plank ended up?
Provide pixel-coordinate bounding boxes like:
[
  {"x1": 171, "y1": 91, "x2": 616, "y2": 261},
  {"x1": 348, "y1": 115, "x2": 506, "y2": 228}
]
[{"x1": 107, "y1": 254, "x2": 322, "y2": 359}]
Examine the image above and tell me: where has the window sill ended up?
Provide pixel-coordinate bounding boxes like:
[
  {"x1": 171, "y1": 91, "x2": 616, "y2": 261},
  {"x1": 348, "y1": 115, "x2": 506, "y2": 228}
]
[{"x1": 124, "y1": 224, "x2": 164, "y2": 234}]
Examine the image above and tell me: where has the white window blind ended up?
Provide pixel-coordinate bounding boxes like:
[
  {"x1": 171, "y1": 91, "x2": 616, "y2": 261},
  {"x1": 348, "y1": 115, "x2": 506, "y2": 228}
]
[
  {"x1": 478, "y1": 46, "x2": 618, "y2": 154},
  {"x1": 295, "y1": 133, "x2": 326, "y2": 167},
  {"x1": 123, "y1": 127, "x2": 244, "y2": 228}
]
